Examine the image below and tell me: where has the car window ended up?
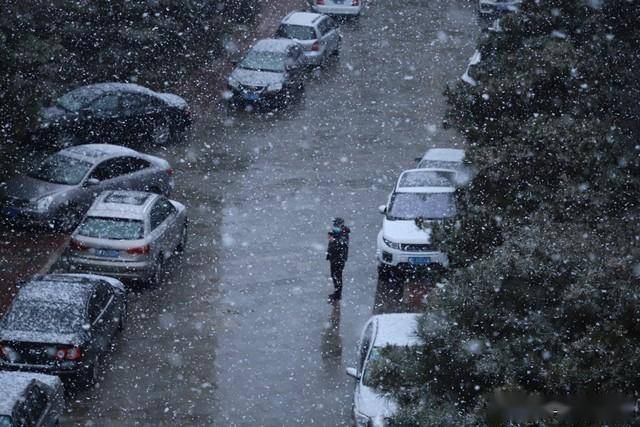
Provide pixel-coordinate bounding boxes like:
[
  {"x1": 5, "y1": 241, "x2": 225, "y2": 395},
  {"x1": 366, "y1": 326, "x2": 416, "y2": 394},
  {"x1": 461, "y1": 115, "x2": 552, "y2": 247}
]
[
  {"x1": 2, "y1": 300, "x2": 84, "y2": 334},
  {"x1": 91, "y1": 157, "x2": 137, "y2": 181},
  {"x1": 276, "y1": 24, "x2": 316, "y2": 40},
  {"x1": 89, "y1": 285, "x2": 111, "y2": 323},
  {"x1": 26, "y1": 385, "x2": 49, "y2": 425},
  {"x1": 120, "y1": 94, "x2": 147, "y2": 116},
  {"x1": 77, "y1": 217, "x2": 145, "y2": 240},
  {"x1": 124, "y1": 157, "x2": 151, "y2": 174},
  {"x1": 90, "y1": 94, "x2": 120, "y2": 116},
  {"x1": 318, "y1": 19, "x2": 330, "y2": 35},
  {"x1": 27, "y1": 153, "x2": 92, "y2": 185},
  {"x1": 359, "y1": 322, "x2": 374, "y2": 370},
  {"x1": 0, "y1": 415, "x2": 12, "y2": 426},
  {"x1": 387, "y1": 192, "x2": 457, "y2": 221},
  {"x1": 12, "y1": 403, "x2": 29, "y2": 427},
  {"x1": 150, "y1": 198, "x2": 177, "y2": 230},
  {"x1": 326, "y1": 17, "x2": 337, "y2": 31}
]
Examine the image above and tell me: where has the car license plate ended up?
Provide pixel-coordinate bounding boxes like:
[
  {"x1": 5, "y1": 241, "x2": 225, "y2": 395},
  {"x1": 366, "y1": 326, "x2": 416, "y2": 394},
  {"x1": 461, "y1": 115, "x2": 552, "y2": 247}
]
[
  {"x1": 408, "y1": 257, "x2": 430, "y2": 265},
  {"x1": 95, "y1": 249, "x2": 119, "y2": 258},
  {"x1": 244, "y1": 92, "x2": 259, "y2": 101}
]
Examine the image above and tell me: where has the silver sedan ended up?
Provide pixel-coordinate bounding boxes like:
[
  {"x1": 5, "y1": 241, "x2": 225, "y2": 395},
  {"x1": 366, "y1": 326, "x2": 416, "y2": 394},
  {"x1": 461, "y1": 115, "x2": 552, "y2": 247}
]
[
  {"x1": 0, "y1": 144, "x2": 174, "y2": 231},
  {"x1": 63, "y1": 190, "x2": 187, "y2": 285}
]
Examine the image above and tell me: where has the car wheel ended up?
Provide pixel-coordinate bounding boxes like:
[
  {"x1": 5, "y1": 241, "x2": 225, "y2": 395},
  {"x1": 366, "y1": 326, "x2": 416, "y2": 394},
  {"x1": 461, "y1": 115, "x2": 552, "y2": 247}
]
[
  {"x1": 176, "y1": 220, "x2": 188, "y2": 254},
  {"x1": 151, "y1": 123, "x2": 172, "y2": 145}
]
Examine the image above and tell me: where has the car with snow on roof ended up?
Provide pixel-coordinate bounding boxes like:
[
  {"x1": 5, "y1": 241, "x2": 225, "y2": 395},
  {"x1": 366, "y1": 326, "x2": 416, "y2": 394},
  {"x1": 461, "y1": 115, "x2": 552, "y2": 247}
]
[
  {"x1": 0, "y1": 143, "x2": 174, "y2": 231},
  {"x1": 33, "y1": 82, "x2": 191, "y2": 146},
  {"x1": 227, "y1": 39, "x2": 307, "y2": 108},
  {"x1": 376, "y1": 169, "x2": 457, "y2": 276},
  {"x1": 346, "y1": 313, "x2": 422, "y2": 427},
  {"x1": 275, "y1": 12, "x2": 341, "y2": 67},
  {"x1": 64, "y1": 190, "x2": 187, "y2": 285},
  {"x1": 0, "y1": 273, "x2": 126, "y2": 388},
  {"x1": 0, "y1": 371, "x2": 64, "y2": 427}
]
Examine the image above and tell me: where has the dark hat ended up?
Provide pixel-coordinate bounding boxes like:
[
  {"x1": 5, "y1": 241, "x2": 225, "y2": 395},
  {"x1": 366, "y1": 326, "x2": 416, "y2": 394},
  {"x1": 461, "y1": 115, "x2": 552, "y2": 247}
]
[{"x1": 333, "y1": 217, "x2": 345, "y2": 227}]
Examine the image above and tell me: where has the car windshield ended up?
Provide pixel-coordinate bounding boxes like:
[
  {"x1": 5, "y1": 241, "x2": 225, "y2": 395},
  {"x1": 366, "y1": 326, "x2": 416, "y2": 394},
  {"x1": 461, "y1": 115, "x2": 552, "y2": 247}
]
[
  {"x1": 276, "y1": 24, "x2": 316, "y2": 40},
  {"x1": 77, "y1": 217, "x2": 145, "y2": 240},
  {"x1": 27, "y1": 153, "x2": 92, "y2": 185},
  {"x1": 387, "y1": 192, "x2": 456, "y2": 220},
  {"x1": 3, "y1": 300, "x2": 84, "y2": 334},
  {"x1": 240, "y1": 50, "x2": 286, "y2": 72},
  {"x1": 362, "y1": 347, "x2": 413, "y2": 387},
  {"x1": 55, "y1": 88, "x2": 101, "y2": 111},
  {"x1": 399, "y1": 170, "x2": 455, "y2": 188},
  {"x1": 0, "y1": 416, "x2": 11, "y2": 427}
]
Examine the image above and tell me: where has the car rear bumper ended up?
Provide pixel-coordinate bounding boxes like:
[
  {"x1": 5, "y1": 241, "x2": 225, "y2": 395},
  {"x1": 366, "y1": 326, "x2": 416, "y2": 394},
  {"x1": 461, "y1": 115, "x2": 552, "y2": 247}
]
[
  {"x1": 311, "y1": 4, "x2": 362, "y2": 15},
  {"x1": 0, "y1": 360, "x2": 84, "y2": 378},
  {"x1": 65, "y1": 256, "x2": 154, "y2": 281}
]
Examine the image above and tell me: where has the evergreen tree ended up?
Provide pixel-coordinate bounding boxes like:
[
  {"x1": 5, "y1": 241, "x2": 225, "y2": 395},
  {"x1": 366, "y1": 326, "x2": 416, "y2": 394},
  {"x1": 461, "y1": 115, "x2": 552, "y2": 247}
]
[{"x1": 372, "y1": 1, "x2": 640, "y2": 424}]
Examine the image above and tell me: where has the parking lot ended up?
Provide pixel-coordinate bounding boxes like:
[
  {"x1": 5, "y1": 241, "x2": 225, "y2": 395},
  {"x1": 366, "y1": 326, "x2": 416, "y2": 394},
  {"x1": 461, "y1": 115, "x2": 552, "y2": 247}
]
[{"x1": 0, "y1": 0, "x2": 477, "y2": 424}]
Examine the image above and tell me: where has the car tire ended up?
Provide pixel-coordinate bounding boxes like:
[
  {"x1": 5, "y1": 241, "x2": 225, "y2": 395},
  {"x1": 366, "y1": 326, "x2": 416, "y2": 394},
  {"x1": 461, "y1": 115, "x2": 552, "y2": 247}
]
[{"x1": 176, "y1": 220, "x2": 188, "y2": 254}]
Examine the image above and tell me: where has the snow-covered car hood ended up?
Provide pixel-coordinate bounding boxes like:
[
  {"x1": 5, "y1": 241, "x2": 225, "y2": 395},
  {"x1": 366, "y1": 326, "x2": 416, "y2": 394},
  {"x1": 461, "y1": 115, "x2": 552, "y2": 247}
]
[
  {"x1": 356, "y1": 384, "x2": 398, "y2": 421},
  {"x1": 2, "y1": 175, "x2": 73, "y2": 202},
  {"x1": 382, "y1": 218, "x2": 432, "y2": 244},
  {"x1": 0, "y1": 329, "x2": 86, "y2": 346},
  {"x1": 157, "y1": 92, "x2": 188, "y2": 108},
  {"x1": 230, "y1": 68, "x2": 285, "y2": 88}
]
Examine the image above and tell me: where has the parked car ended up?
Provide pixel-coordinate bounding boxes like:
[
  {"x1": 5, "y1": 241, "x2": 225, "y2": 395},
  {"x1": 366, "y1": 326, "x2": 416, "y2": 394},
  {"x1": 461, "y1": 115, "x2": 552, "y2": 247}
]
[
  {"x1": 0, "y1": 274, "x2": 126, "y2": 388},
  {"x1": 376, "y1": 170, "x2": 457, "y2": 276},
  {"x1": 34, "y1": 82, "x2": 191, "y2": 146},
  {"x1": 64, "y1": 190, "x2": 187, "y2": 285},
  {"x1": 227, "y1": 39, "x2": 307, "y2": 108},
  {"x1": 0, "y1": 371, "x2": 65, "y2": 427},
  {"x1": 275, "y1": 12, "x2": 341, "y2": 67},
  {"x1": 346, "y1": 313, "x2": 422, "y2": 426},
  {"x1": 311, "y1": 0, "x2": 362, "y2": 17},
  {"x1": 416, "y1": 148, "x2": 471, "y2": 184},
  {"x1": 478, "y1": 0, "x2": 521, "y2": 20},
  {"x1": 0, "y1": 144, "x2": 174, "y2": 230}
]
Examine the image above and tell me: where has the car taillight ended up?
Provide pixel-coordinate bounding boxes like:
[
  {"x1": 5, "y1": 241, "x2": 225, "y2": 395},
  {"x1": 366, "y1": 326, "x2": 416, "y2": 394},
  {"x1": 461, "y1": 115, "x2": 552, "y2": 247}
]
[
  {"x1": 311, "y1": 41, "x2": 320, "y2": 52},
  {"x1": 166, "y1": 168, "x2": 174, "y2": 177},
  {"x1": 352, "y1": 0, "x2": 359, "y2": 5},
  {"x1": 0, "y1": 344, "x2": 9, "y2": 359},
  {"x1": 127, "y1": 244, "x2": 150, "y2": 255},
  {"x1": 316, "y1": 0, "x2": 324, "y2": 4},
  {"x1": 53, "y1": 346, "x2": 83, "y2": 361},
  {"x1": 69, "y1": 239, "x2": 88, "y2": 252}
]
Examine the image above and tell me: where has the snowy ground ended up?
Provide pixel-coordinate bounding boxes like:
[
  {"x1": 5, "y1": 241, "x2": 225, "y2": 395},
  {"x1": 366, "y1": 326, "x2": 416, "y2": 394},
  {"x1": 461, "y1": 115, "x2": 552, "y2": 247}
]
[{"x1": 0, "y1": 0, "x2": 478, "y2": 424}]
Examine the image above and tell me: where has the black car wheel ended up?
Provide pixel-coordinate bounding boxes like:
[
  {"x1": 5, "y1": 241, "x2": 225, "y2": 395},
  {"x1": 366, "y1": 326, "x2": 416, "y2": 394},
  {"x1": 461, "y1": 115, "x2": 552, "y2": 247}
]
[{"x1": 176, "y1": 220, "x2": 188, "y2": 254}]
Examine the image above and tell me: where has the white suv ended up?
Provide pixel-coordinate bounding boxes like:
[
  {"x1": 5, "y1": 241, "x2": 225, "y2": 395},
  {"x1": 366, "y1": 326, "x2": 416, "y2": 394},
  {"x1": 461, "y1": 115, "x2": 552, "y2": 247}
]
[
  {"x1": 275, "y1": 12, "x2": 341, "y2": 67},
  {"x1": 311, "y1": 0, "x2": 362, "y2": 17},
  {"x1": 376, "y1": 169, "x2": 457, "y2": 275}
]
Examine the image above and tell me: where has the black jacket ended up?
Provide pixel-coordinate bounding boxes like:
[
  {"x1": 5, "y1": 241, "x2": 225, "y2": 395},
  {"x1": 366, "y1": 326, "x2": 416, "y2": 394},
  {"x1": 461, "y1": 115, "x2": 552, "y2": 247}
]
[{"x1": 326, "y1": 226, "x2": 350, "y2": 265}]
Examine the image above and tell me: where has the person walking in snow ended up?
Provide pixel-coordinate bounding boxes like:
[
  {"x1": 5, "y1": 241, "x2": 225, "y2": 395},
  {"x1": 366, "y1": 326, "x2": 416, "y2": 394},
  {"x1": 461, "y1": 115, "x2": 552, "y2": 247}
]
[{"x1": 326, "y1": 217, "x2": 350, "y2": 302}]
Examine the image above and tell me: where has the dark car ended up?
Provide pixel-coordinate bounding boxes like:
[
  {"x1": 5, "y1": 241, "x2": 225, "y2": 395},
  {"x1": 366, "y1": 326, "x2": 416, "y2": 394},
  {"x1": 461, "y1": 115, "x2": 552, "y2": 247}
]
[
  {"x1": 0, "y1": 144, "x2": 174, "y2": 230},
  {"x1": 0, "y1": 371, "x2": 65, "y2": 427},
  {"x1": 34, "y1": 83, "x2": 191, "y2": 146},
  {"x1": 0, "y1": 274, "x2": 126, "y2": 388},
  {"x1": 226, "y1": 38, "x2": 307, "y2": 108}
]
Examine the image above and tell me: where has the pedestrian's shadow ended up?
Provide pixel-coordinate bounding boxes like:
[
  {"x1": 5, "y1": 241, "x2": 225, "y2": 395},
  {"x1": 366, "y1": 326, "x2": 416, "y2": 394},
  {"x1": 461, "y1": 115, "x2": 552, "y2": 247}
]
[{"x1": 320, "y1": 302, "x2": 342, "y2": 370}]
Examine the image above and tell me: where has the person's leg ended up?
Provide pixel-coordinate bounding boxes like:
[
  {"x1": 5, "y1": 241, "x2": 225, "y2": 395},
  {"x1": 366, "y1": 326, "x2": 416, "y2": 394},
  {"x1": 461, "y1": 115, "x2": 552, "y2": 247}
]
[{"x1": 334, "y1": 263, "x2": 344, "y2": 299}]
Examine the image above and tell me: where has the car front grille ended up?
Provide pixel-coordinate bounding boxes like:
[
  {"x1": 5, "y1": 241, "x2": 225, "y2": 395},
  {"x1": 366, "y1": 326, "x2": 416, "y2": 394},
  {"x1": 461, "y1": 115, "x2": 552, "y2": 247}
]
[
  {"x1": 240, "y1": 84, "x2": 265, "y2": 93},
  {"x1": 401, "y1": 243, "x2": 435, "y2": 252}
]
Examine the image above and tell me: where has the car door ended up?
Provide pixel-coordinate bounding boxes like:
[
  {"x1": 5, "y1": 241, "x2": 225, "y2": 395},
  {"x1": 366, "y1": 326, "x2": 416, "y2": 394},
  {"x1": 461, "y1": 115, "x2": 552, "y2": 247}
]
[
  {"x1": 88, "y1": 157, "x2": 140, "y2": 192},
  {"x1": 86, "y1": 92, "x2": 122, "y2": 142},
  {"x1": 287, "y1": 46, "x2": 305, "y2": 87},
  {"x1": 88, "y1": 287, "x2": 112, "y2": 354},
  {"x1": 120, "y1": 93, "x2": 149, "y2": 141},
  {"x1": 149, "y1": 198, "x2": 179, "y2": 258}
]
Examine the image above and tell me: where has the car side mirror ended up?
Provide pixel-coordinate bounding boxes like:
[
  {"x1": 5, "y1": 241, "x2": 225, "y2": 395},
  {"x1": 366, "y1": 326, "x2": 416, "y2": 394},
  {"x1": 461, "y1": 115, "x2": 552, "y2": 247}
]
[
  {"x1": 378, "y1": 205, "x2": 387, "y2": 214},
  {"x1": 84, "y1": 177, "x2": 100, "y2": 187},
  {"x1": 346, "y1": 367, "x2": 360, "y2": 379}
]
